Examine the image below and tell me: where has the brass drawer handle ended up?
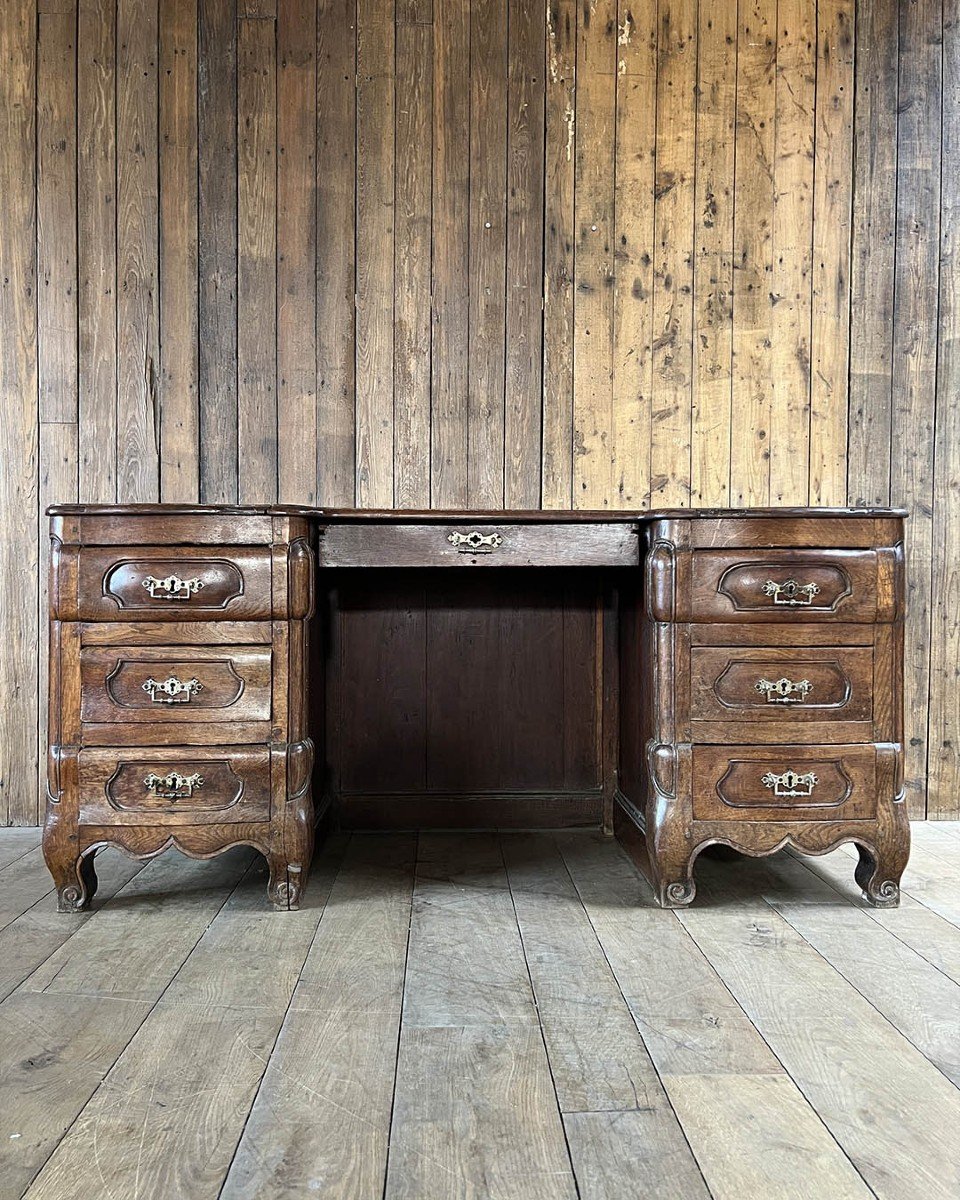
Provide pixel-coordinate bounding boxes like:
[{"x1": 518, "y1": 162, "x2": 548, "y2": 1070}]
[
  {"x1": 447, "y1": 530, "x2": 503, "y2": 554},
  {"x1": 141, "y1": 676, "x2": 204, "y2": 705},
  {"x1": 143, "y1": 771, "x2": 204, "y2": 800},
  {"x1": 761, "y1": 769, "x2": 818, "y2": 798},
  {"x1": 760, "y1": 579, "x2": 821, "y2": 606},
  {"x1": 141, "y1": 574, "x2": 205, "y2": 600},
  {"x1": 754, "y1": 677, "x2": 813, "y2": 704}
]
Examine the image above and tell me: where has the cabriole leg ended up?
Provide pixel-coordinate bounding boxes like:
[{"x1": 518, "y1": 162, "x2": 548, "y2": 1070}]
[
  {"x1": 44, "y1": 845, "x2": 97, "y2": 914},
  {"x1": 855, "y1": 841, "x2": 907, "y2": 908}
]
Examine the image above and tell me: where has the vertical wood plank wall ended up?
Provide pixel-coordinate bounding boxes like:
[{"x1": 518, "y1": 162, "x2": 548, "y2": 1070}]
[{"x1": 0, "y1": 0, "x2": 956, "y2": 822}]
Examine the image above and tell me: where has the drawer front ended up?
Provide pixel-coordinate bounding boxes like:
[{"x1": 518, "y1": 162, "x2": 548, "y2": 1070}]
[
  {"x1": 79, "y1": 645, "x2": 272, "y2": 725},
  {"x1": 319, "y1": 522, "x2": 639, "y2": 568},
  {"x1": 75, "y1": 546, "x2": 273, "y2": 620},
  {"x1": 692, "y1": 744, "x2": 877, "y2": 822},
  {"x1": 78, "y1": 747, "x2": 272, "y2": 824},
  {"x1": 691, "y1": 646, "x2": 873, "y2": 724},
  {"x1": 689, "y1": 549, "x2": 880, "y2": 622}
]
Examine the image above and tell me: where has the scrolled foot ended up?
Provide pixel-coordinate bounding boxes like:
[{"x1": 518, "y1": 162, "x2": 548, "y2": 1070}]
[
  {"x1": 56, "y1": 882, "x2": 89, "y2": 914},
  {"x1": 266, "y1": 858, "x2": 303, "y2": 911},
  {"x1": 658, "y1": 878, "x2": 697, "y2": 909},
  {"x1": 855, "y1": 844, "x2": 902, "y2": 908},
  {"x1": 51, "y1": 853, "x2": 97, "y2": 913}
]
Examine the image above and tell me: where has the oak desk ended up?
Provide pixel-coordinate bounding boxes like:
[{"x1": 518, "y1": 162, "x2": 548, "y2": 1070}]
[{"x1": 44, "y1": 505, "x2": 909, "y2": 911}]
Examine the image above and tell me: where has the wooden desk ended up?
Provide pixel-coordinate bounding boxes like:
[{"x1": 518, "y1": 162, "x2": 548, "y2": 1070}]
[{"x1": 44, "y1": 505, "x2": 909, "y2": 911}]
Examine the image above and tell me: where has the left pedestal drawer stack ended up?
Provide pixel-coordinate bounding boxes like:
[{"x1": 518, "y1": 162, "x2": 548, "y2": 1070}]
[{"x1": 44, "y1": 506, "x2": 318, "y2": 911}]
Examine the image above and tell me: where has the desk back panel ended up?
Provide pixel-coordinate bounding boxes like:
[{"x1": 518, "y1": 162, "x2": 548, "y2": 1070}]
[{"x1": 323, "y1": 568, "x2": 614, "y2": 829}]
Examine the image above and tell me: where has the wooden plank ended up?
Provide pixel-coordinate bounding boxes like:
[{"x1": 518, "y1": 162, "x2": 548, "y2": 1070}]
[
  {"x1": 0, "y1": 851, "x2": 144, "y2": 1002},
  {"x1": 791, "y1": 847, "x2": 960, "y2": 991},
  {"x1": 198, "y1": 0, "x2": 238, "y2": 503},
  {"x1": 846, "y1": 0, "x2": 897, "y2": 507},
  {"x1": 223, "y1": 835, "x2": 414, "y2": 1199},
  {"x1": 38, "y1": 421, "x2": 78, "y2": 817},
  {"x1": 394, "y1": 6, "x2": 432, "y2": 509},
  {"x1": 0, "y1": 830, "x2": 42, "y2": 873},
  {"x1": 431, "y1": 0, "x2": 470, "y2": 507},
  {"x1": 387, "y1": 835, "x2": 575, "y2": 1199},
  {"x1": 666, "y1": 1074, "x2": 872, "y2": 1199},
  {"x1": 650, "y1": 0, "x2": 697, "y2": 508},
  {"x1": 386, "y1": 1024, "x2": 578, "y2": 1200},
  {"x1": 504, "y1": 0, "x2": 545, "y2": 508},
  {"x1": 316, "y1": 0, "x2": 356, "y2": 507},
  {"x1": 24, "y1": 852, "x2": 336, "y2": 1200},
  {"x1": 159, "y1": 0, "x2": 200, "y2": 502},
  {"x1": 690, "y1": 0, "x2": 735, "y2": 506},
  {"x1": 77, "y1": 0, "x2": 117, "y2": 503},
  {"x1": 37, "y1": 10, "x2": 79, "y2": 822},
  {"x1": 541, "y1": 0, "x2": 576, "y2": 508},
  {"x1": 862, "y1": 839, "x2": 960, "y2": 932},
  {"x1": 809, "y1": 0, "x2": 854, "y2": 505},
  {"x1": 0, "y1": 852, "x2": 250, "y2": 1198},
  {"x1": 678, "y1": 863, "x2": 960, "y2": 1199},
  {"x1": 0, "y1": 992, "x2": 153, "y2": 1197},
  {"x1": 38, "y1": 10, "x2": 77, "y2": 426},
  {"x1": 116, "y1": 0, "x2": 160, "y2": 502},
  {"x1": 891, "y1": 0, "x2": 942, "y2": 817},
  {"x1": 467, "y1": 0, "x2": 507, "y2": 508},
  {"x1": 278, "y1": 0, "x2": 318, "y2": 504},
  {"x1": 237, "y1": 15, "x2": 278, "y2": 503},
  {"x1": 563, "y1": 1110, "x2": 708, "y2": 1199},
  {"x1": 557, "y1": 834, "x2": 781, "y2": 1075},
  {"x1": 729, "y1": 0, "x2": 775, "y2": 505},
  {"x1": 0, "y1": 849, "x2": 59, "y2": 933},
  {"x1": 572, "y1": 0, "x2": 616, "y2": 508},
  {"x1": 0, "y1": 0, "x2": 39, "y2": 827},
  {"x1": 401, "y1": 834, "x2": 537, "y2": 1025},
  {"x1": 356, "y1": 0, "x2": 396, "y2": 508},
  {"x1": 24, "y1": 850, "x2": 253, "y2": 1000},
  {"x1": 916, "y1": 821, "x2": 960, "y2": 846},
  {"x1": 768, "y1": 0, "x2": 815, "y2": 506},
  {"x1": 504, "y1": 834, "x2": 670, "y2": 1111},
  {"x1": 503, "y1": 836, "x2": 709, "y2": 1197},
  {"x1": 929, "y1": 0, "x2": 960, "y2": 818},
  {"x1": 755, "y1": 851, "x2": 960, "y2": 1089}
]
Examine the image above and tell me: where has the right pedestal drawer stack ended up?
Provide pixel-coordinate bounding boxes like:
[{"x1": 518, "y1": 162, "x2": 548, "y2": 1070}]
[{"x1": 615, "y1": 509, "x2": 909, "y2": 909}]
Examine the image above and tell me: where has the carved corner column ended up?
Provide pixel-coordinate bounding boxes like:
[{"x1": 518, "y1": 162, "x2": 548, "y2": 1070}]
[{"x1": 614, "y1": 519, "x2": 700, "y2": 906}]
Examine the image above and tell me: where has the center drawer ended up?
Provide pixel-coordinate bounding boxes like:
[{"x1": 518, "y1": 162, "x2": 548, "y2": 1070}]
[
  {"x1": 79, "y1": 645, "x2": 272, "y2": 725},
  {"x1": 318, "y1": 522, "x2": 640, "y2": 568}
]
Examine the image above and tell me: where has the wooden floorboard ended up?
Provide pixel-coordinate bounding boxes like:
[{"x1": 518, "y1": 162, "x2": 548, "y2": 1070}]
[
  {"x1": 1, "y1": 824, "x2": 959, "y2": 1199},
  {"x1": 678, "y1": 855, "x2": 960, "y2": 1199},
  {"x1": 0, "y1": 830, "x2": 41, "y2": 874},
  {"x1": 384, "y1": 834, "x2": 577, "y2": 1200}
]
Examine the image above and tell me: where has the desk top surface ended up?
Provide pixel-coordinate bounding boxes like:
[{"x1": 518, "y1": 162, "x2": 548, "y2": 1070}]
[{"x1": 48, "y1": 504, "x2": 908, "y2": 520}]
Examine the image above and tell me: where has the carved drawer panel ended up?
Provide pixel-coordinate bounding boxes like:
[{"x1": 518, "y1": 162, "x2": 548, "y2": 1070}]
[
  {"x1": 692, "y1": 744, "x2": 877, "y2": 822},
  {"x1": 689, "y1": 549, "x2": 883, "y2": 623},
  {"x1": 79, "y1": 645, "x2": 272, "y2": 725},
  {"x1": 319, "y1": 522, "x2": 639, "y2": 568},
  {"x1": 691, "y1": 646, "x2": 873, "y2": 727},
  {"x1": 72, "y1": 546, "x2": 274, "y2": 620},
  {"x1": 77, "y1": 746, "x2": 272, "y2": 825}
]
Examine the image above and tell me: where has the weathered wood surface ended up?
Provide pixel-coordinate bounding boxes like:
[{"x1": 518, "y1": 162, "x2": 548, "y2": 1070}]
[
  {"x1": 6, "y1": 826, "x2": 960, "y2": 1198},
  {"x1": 3, "y1": 0, "x2": 958, "y2": 821}
]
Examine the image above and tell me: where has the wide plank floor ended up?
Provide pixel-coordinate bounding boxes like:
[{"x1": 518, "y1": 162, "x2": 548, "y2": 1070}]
[{"x1": 3, "y1": 824, "x2": 960, "y2": 1199}]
